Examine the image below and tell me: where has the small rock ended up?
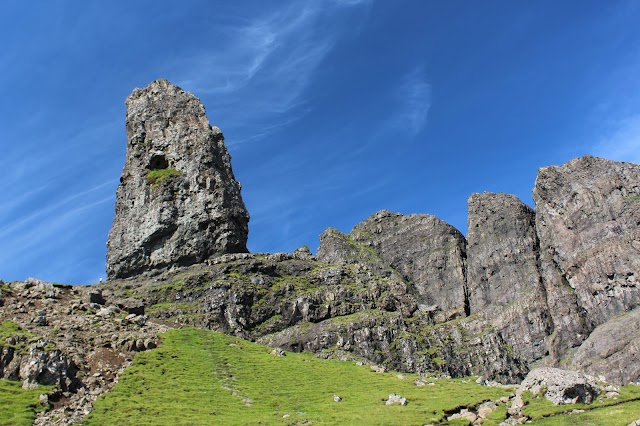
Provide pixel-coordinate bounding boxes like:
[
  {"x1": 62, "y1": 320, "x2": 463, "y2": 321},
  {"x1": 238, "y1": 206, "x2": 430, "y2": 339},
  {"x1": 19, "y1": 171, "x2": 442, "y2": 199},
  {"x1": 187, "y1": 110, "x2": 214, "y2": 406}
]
[
  {"x1": 34, "y1": 310, "x2": 47, "y2": 326},
  {"x1": 414, "y1": 378, "x2": 426, "y2": 386},
  {"x1": 447, "y1": 409, "x2": 477, "y2": 423},
  {"x1": 119, "y1": 299, "x2": 145, "y2": 316},
  {"x1": 508, "y1": 395, "x2": 524, "y2": 416},
  {"x1": 271, "y1": 348, "x2": 286, "y2": 357},
  {"x1": 477, "y1": 402, "x2": 496, "y2": 419},
  {"x1": 88, "y1": 290, "x2": 105, "y2": 305},
  {"x1": 136, "y1": 339, "x2": 146, "y2": 351},
  {"x1": 333, "y1": 395, "x2": 342, "y2": 402},
  {"x1": 95, "y1": 307, "x2": 114, "y2": 318},
  {"x1": 385, "y1": 393, "x2": 407, "y2": 406},
  {"x1": 370, "y1": 365, "x2": 386, "y2": 373},
  {"x1": 38, "y1": 394, "x2": 49, "y2": 405}
]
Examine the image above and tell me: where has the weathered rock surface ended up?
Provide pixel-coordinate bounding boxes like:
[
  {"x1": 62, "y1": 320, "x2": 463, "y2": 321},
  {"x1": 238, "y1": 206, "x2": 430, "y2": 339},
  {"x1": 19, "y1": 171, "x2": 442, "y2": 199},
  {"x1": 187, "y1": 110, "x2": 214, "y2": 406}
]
[
  {"x1": 349, "y1": 210, "x2": 468, "y2": 315},
  {"x1": 534, "y1": 155, "x2": 640, "y2": 358},
  {"x1": 570, "y1": 308, "x2": 640, "y2": 385},
  {"x1": 0, "y1": 280, "x2": 167, "y2": 425},
  {"x1": 518, "y1": 367, "x2": 601, "y2": 404},
  {"x1": 8, "y1": 76, "x2": 640, "y2": 422},
  {"x1": 106, "y1": 79, "x2": 249, "y2": 279},
  {"x1": 466, "y1": 192, "x2": 552, "y2": 362},
  {"x1": 103, "y1": 252, "x2": 525, "y2": 383}
]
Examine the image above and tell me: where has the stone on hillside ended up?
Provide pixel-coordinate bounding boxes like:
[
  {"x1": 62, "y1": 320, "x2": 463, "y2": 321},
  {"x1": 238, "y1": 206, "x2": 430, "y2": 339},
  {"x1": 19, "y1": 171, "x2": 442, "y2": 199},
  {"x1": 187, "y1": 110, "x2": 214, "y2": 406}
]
[
  {"x1": 118, "y1": 299, "x2": 145, "y2": 316},
  {"x1": 447, "y1": 408, "x2": 477, "y2": 423},
  {"x1": 518, "y1": 367, "x2": 601, "y2": 405},
  {"x1": 88, "y1": 290, "x2": 105, "y2": 305},
  {"x1": 385, "y1": 393, "x2": 408, "y2": 406},
  {"x1": 106, "y1": 79, "x2": 249, "y2": 279},
  {"x1": 351, "y1": 210, "x2": 467, "y2": 313},
  {"x1": 533, "y1": 155, "x2": 640, "y2": 356},
  {"x1": 293, "y1": 245, "x2": 313, "y2": 259},
  {"x1": 466, "y1": 192, "x2": 552, "y2": 362}
]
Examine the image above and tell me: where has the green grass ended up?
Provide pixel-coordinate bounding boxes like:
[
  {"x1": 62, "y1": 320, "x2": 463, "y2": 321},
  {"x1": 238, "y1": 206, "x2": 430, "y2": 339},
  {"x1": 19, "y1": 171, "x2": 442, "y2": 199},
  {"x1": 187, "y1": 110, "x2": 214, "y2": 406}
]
[
  {"x1": 83, "y1": 327, "x2": 511, "y2": 425},
  {"x1": 146, "y1": 168, "x2": 181, "y2": 187},
  {"x1": 0, "y1": 321, "x2": 42, "y2": 354},
  {"x1": 517, "y1": 385, "x2": 640, "y2": 425},
  {"x1": 0, "y1": 379, "x2": 53, "y2": 426},
  {"x1": 531, "y1": 400, "x2": 640, "y2": 425}
]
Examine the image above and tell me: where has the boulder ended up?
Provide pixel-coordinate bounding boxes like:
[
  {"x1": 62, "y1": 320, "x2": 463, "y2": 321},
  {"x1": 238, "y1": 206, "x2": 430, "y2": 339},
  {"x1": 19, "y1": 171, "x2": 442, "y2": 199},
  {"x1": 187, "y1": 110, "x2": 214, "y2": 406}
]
[
  {"x1": 106, "y1": 79, "x2": 249, "y2": 279},
  {"x1": 518, "y1": 367, "x2": 601, "y2": 404},
  {"x1": 385, "y1": 393, "x2": 407, "y2": 406},
  {"x1": 88, "y1": 290, "x2": 105, "y2": 305}
]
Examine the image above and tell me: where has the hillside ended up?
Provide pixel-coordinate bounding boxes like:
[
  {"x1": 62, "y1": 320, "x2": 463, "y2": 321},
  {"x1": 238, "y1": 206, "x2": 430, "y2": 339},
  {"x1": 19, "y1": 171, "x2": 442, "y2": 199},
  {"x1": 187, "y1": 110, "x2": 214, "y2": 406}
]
[{"x1": 1, "y1": 79, "x2": 640, "y2": 425}]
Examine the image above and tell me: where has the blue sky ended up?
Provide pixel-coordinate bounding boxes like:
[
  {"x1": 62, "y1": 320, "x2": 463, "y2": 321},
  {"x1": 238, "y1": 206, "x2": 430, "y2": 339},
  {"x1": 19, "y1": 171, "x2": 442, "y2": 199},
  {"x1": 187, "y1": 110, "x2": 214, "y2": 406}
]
[{"x1": 1, "y1": 1, "x2": 639, "y2": 284}]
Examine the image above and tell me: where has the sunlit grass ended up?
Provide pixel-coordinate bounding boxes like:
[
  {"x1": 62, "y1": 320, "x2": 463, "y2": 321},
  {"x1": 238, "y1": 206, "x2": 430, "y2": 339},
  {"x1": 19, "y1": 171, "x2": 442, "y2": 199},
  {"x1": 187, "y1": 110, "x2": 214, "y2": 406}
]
[
  {"x1": 83, "y1": 327, "x2": 511, "y2": 425},
  {"x1": 520, "y1": 385, "x2": 640, "y2": 426},
  {"x1": 0, "y1": 379, "x2": 53, "y2": 426}
]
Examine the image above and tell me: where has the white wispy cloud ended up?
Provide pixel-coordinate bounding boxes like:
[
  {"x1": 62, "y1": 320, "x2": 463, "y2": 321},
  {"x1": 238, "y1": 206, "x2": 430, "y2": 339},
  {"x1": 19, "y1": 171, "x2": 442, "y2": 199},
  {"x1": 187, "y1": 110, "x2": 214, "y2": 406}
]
[
  {"x1": 167, "y1": 1, "x2": 371, "y2": 144},
  {"x1": 0, "y1": 180, "x2": 116, "y2": 243},
  {"x1": 388, "y1": 67, "x2": 432, "y2": 137}
]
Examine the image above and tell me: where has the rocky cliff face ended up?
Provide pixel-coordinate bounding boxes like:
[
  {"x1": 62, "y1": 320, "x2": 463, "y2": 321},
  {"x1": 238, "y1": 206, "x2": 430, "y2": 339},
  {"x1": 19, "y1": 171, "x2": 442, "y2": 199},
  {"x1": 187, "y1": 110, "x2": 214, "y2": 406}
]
[
  {"x1": 313, "y1": 155, "x2": 639, "y2": 384},
  {"x1": 95, "y1": 81, "x2": 640, "y2": 388},
  {"x1": 106, "y1": 79, "x2": 249, "y2": 279},
  {"x1": 349, "y1": 211, "x2": 468, "y2": 316},
  {"x1": 534, "y1": 155, "x2": 640, "y2": 359},
  {"x1": 466, "y1": 192, "x2": 553, "y2": 363},
  {"x1": 5, "y1": 80, "x2": 640, "y2": 423}
]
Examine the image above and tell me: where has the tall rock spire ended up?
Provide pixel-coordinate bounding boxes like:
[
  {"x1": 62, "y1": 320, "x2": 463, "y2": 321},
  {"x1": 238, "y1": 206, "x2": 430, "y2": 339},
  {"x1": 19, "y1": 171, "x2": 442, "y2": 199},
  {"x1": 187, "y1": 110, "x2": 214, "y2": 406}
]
[{"x1": 106, "y1": 79, "x2": 249, "y2": 279}]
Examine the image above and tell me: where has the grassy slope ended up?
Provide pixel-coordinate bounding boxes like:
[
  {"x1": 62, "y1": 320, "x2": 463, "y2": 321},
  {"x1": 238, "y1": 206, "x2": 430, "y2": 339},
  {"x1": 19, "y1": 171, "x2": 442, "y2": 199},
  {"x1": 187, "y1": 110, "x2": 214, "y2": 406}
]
[
  {"x1": 83, "y1": 327, "x2": 511, "y2": 425},
  {"x1": 520, "y1": 387, "x2": 640, "y2": 426},
  {"x1": 0, "y1": 380, "x2": 53, "y2": 426},
  {"x1": 2, "y1": 323, "x2": 639, "y2": 424}
]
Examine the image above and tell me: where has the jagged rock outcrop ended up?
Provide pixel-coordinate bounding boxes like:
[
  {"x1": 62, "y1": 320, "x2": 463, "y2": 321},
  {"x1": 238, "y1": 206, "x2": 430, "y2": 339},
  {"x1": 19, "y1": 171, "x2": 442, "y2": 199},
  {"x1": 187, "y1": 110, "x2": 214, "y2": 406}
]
[
  {"x1": 100, "y1": 252, "x2": 527, "y2": 382},
  {"x1": 534, "y1": 155, "x2": 640, "y2": 358},
  {"x1": 317, "y1": 228, "x2": 409, "y2": 282},
  {"x1": 347, "y1": 210, "x2": 468, "y2": 316},
  {"x1": 106, "y1": 79, "x2": 249, "y2": 279},
  {"x1": 0, "y1": 279, "x2": 168, "y2": 425},
  {"x1": 8, "y1": 74, "x2": 640, "y2": 422},
  {"x1": 466, "y1": 192, "x2": 552, "y2": 362}
]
